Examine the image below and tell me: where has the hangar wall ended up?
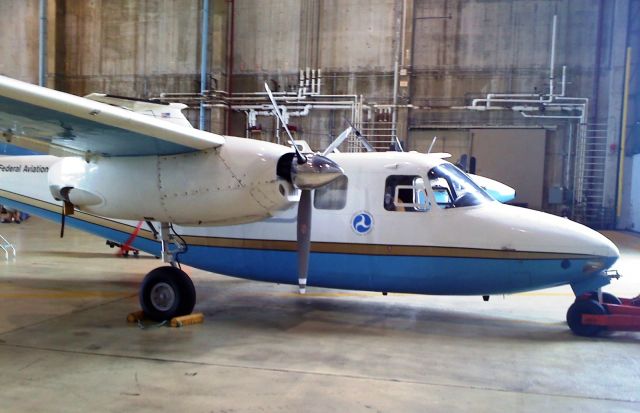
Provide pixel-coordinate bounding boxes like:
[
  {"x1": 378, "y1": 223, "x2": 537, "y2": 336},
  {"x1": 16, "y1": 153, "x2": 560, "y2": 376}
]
[
  {"x1": 0, "y1": 0, "x2": 637, "y2": 228},
  {"x1": 0, "y1": 0, "x2": 39, "y2": 83}
]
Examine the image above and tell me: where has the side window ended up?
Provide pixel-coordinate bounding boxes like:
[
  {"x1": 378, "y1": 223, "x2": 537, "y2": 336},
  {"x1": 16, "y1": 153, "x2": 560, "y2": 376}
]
[
  {"x1": 314, "y1": 175, "x2": 348, "y2": 210},
  {"x1": 384, "y1": 175, "x2": 430, "y2": 212}
]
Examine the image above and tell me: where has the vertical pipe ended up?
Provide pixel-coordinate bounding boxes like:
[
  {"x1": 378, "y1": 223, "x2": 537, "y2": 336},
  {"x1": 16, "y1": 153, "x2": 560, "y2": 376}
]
[
  {"x1": 199, "y1": 0, "x2": 210, "y2": 131},
  {"x1": 311, "y1": 69, "x2": 316, "y2": 94},
  {"x1": 391, "y1": 59, "x2": 399, "y2": 142},
  {"x1": 391, "y1": 0, "x2": 403, "y2": 145},
  {"x1": 616, "y1": 47, "x2": 632, "y2": 218},
  {"x1": 400, "y1": 0, "x2": 407, "y2": 67},
  {"x1": 591, "y1": 0, "x2": 605, "y2": 124},
  {"x1": 38, "y1": 0, "x2": 47, "y2": 86},
  {"x1": 565, "y1": 121, "x2": 573, "y2": 192},
  {"x1": 549, "y1": 14, "x2": 557, "y2": 97},
  {"x1": 225, "y1": 0, "x2": 235, "y2": 135}
]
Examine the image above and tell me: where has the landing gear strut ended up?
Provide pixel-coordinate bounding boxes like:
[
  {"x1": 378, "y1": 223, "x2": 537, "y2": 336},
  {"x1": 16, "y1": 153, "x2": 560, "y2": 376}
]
[{"x1": 139, "y1": 222, "x2": 195, "y2": 321}]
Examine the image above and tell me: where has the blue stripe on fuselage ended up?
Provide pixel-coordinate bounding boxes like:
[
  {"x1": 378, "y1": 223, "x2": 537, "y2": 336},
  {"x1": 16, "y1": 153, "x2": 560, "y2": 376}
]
[{"x1": 0, "y1": 196, "x2": 613, "y2": 296}]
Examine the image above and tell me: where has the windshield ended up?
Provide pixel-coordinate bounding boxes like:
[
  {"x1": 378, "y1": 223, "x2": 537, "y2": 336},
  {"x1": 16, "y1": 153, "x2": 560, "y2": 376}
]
[{"x1": 427, "y1": 163, "x2": 493, "y2": 208}]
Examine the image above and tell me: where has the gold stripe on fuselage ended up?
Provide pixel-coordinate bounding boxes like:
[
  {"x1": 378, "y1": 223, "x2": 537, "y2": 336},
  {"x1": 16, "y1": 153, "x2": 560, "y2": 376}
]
[{"x1": 0, "y1": 188, "x2": 597, "y2": 261}]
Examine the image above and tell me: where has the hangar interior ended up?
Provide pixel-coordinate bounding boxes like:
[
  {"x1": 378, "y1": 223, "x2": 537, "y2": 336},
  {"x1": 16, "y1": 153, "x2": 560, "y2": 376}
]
[
  {"x1": 2, "y1": 0, "x2": 639, "y2": 228},
  {"x1": 1, "y1": 0, "x2": 640, "y2": 412}
]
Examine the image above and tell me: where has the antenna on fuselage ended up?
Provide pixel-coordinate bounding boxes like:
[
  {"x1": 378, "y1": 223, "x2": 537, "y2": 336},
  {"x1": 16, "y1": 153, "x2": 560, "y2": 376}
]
[{"x1": 427, "y1": 136, "x2": 438, "y2": 154}]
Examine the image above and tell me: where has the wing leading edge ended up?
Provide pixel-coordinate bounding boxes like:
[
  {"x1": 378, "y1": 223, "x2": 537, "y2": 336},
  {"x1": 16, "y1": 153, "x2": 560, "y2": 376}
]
[{"x1": 0, "y1": 76, "x2": 224, "y2": 157}]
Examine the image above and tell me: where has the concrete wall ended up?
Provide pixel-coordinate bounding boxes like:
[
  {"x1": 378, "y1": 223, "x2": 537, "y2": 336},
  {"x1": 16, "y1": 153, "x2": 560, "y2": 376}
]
[
  {"x1": 411, "y1": 0, "x2": 600, "y2": 107},
  {"x1": 0, "y1": 0, "x2": 39, "y2": 82},
  {"x1": 0, "y1": 0, "x2": 637, "y2": 222},
  {"x1": 57, "y1": 0, "x2": 229, "y2": 130}
]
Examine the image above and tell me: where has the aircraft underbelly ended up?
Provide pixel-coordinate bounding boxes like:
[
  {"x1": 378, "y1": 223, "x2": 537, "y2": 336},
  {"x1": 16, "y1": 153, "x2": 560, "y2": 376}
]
[{"x1": 175, "y1": 245, "x2": 608, "y2": 295}]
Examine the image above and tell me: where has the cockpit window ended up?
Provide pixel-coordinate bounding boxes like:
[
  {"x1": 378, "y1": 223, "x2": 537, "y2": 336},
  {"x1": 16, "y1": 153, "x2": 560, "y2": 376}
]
[
  {"x1": 428, "y1": 163, "x2": 493, "y2": 208},
  {"x1": 384, "y1": 175, "x2": 431, "y2": 212}
]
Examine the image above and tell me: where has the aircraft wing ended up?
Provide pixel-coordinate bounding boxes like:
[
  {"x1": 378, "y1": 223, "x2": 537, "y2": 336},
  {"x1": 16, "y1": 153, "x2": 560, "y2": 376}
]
[{"x1": 0, "y1": 76, "x2": 224, "y2": 157}]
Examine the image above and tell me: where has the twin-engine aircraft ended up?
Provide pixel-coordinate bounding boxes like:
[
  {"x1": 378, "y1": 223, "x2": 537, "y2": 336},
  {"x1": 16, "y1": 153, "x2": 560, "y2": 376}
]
[{"x1": 0, "y1": 75, "x2": 621, "y2": 336}]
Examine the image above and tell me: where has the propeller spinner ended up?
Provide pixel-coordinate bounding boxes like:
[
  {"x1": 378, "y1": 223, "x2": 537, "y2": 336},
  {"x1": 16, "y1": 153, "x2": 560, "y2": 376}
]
[{"x1": 265, "y1": 83, "x2": 344, "y2": 293}]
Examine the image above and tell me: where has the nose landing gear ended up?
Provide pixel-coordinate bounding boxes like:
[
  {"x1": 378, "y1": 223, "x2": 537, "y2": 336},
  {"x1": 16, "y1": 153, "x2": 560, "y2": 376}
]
[{"x1": 566, "y1": 290, "x2": 640, "y2": 337}]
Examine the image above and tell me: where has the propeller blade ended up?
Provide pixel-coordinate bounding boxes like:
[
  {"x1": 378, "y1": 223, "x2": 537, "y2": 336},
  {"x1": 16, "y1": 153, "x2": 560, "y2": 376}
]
[
  {"x1": 264, "y1": 82, "x2": 306, "y2": 164},
  {"x1": 344, "y1": 118, "x2": 375, "y2": 152},
  {"x1": 297, "y1": 189, "x2": 312, "y2": 294},
  {"x1": 60, "y1": 204, "x2": 65, "y2": 238},
  {"x1": 321, "y1": 126, "x2": 352, "y2": 156},
  {"x1": 265, "y1": 84, "x2": 344, "y2": 295}
]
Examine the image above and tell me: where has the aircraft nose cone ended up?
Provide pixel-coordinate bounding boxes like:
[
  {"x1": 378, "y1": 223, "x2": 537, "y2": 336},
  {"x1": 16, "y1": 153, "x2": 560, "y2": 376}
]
[
  {"x1": 598, "y1": 232, "x2": 620, "y2": 260},
  {"x1": 486, "y1": 204, "x2": 620, "y2": 264},
  {"x1": 565, "y1": 222, "x2": 620, "y2": 261},
  {"x1": 291, "y1": 154, "x2": 344, "y2": 190}
]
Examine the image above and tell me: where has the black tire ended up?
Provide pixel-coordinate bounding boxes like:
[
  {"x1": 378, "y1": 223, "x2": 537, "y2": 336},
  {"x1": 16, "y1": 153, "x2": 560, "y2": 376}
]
[
  {"x1": 139, "y1": 266, "x2": 196, "y2": 321},
  {"x1": 587, "y1": 292, "x2": 622, "y2": 305},
  {"x1": 566, "y1": 299, "x2": 607, "y2": 337}
]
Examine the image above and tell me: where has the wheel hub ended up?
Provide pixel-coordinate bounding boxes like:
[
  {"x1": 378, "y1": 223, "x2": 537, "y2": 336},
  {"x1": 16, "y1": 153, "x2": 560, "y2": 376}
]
[{"x1": 149, "y1": 282, "x2": 176, "y2": 311}]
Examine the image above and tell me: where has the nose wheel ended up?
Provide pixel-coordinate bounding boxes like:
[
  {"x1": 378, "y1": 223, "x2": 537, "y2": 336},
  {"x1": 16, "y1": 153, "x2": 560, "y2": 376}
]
[
  {"x1": 139, "y1": 266, "x2": 196, "y2": 321},
  {"x1": 567, "y1": 290, "x2": 640, "y2": 336},
  {"x1": 566, "y1": 298, "x2": 607, "y2": 337}
]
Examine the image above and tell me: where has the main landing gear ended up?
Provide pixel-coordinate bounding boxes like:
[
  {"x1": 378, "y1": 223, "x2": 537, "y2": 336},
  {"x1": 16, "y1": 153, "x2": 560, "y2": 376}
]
[
  {"x1": 566, "y1": 289, "x2": 640, "y2": 337},
  {"x1": 139, "y1": 222, "x2": 195, "y2": 321}
]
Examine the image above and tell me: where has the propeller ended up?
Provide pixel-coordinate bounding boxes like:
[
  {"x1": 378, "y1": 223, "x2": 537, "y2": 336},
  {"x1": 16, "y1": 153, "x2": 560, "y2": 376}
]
[
  {"x1": 60, "y1": 205, "x2": 66, "y2": 238},
  {"x1": 265, "y1": 83, "x2": 343, "y2": 293},
  {"x1": 343, "y1": 118, "x2": 375, "y2": 152}
]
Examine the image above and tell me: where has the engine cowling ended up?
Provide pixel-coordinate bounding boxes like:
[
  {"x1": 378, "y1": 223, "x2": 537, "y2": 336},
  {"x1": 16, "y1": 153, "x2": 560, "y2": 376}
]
[{"x1": 47, "y1": 146, "x2": 297, "y2": 226}]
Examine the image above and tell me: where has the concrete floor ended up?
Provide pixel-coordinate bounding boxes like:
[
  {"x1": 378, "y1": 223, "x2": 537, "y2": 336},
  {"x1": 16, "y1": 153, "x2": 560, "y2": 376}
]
[{"x1": 0, "y1": 217, "x2": 638, "y2": 412}]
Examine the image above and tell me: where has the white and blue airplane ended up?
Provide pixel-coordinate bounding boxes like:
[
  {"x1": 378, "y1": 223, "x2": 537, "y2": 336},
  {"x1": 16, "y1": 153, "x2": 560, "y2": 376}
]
[{"x1": 0, "y1": 75, "x2": 622, "y2": 336}]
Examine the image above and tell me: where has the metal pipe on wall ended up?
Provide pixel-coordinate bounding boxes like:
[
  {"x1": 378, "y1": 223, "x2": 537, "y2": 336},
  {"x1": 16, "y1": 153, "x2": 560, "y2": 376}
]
[
  {"x1": 38, "y1": 0, "x2": 47, "y2": 86},
  {"x1": 199, "y1": 0, "x2": 210, "y2": 131},
  {"x1": 225, "y1": 0, "x2": 235, "y2": 135},
  {"x1": 549, "y1": 14, "x2": 557, "y2": 97}
]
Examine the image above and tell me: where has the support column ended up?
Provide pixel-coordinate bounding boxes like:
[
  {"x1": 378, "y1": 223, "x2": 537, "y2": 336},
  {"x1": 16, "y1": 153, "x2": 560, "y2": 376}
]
[{"x1": 603, "y1": 0, "x2": 630, "y2": 219}]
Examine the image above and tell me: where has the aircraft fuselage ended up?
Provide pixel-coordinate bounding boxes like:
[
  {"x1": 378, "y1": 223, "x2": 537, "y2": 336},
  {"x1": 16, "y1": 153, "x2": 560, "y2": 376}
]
[{"x1": 0, "y1": 151, "x2": 619, "y2": 297}]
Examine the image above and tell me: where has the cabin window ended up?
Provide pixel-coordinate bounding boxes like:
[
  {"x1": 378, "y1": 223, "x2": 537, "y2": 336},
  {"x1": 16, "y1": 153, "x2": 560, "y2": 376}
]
[
  {"x1": 314, "y1": 175, "x2": 348, "y2": 210},
  {"x1": 384, "y1": 175, "x2": 430, "y2": 212}
]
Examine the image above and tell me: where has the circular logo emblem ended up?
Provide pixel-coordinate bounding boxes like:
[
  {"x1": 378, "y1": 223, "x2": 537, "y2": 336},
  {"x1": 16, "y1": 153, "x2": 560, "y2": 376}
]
[{"x1": 352, "y1": 211, "x2": 373, "y2": 235}]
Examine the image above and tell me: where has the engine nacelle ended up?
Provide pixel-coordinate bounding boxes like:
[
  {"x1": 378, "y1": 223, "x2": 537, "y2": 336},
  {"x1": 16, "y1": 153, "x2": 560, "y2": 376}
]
[{"x1": 47, "y1": 146, "x2": 297, "y2": 225}]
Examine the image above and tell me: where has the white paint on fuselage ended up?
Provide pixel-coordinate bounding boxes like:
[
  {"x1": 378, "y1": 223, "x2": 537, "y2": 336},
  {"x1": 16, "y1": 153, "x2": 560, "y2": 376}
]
[{"x1": 191, "y1": 151, "x2": 618, "y2": 258}]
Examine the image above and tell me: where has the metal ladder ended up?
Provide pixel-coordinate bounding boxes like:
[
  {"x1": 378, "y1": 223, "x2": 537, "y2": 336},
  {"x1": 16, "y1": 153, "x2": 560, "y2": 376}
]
[
  {"x1": 572, "y1": 123, "x2": 611, "y2": 228},
  {"x1": 0, "y1": 234, "x2": 15, "y2": 260}
]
